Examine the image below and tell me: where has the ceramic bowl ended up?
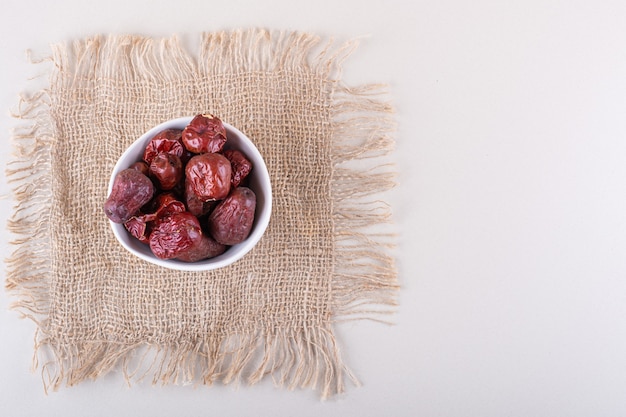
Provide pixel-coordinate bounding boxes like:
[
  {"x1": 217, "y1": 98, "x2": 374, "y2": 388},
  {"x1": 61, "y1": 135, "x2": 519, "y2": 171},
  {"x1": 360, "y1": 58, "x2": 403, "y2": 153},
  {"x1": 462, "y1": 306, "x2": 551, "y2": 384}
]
[{"x1": 107, "y1": 116, "x2": 272, "y2": 271}]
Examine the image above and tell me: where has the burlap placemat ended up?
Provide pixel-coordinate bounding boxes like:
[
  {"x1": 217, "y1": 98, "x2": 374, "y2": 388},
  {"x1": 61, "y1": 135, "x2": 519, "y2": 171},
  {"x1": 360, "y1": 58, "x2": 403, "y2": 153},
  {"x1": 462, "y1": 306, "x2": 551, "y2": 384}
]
[{"x1": 6, "y1": 29, "x2": 398, "y2": 398}]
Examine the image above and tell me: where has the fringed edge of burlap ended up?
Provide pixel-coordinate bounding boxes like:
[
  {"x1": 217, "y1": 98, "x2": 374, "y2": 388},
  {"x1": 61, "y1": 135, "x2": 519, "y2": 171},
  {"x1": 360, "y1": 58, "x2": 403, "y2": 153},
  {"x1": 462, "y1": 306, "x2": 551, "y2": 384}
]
[
  {"x1": 330, "y1": 81, "x2": 399, "y2": 323},
  {"x1": 5, "y1": 29, "x2": 398, "y2": 400},
  {"x1": 5, "y1": 78, "x2": 56, "y2": 388}
]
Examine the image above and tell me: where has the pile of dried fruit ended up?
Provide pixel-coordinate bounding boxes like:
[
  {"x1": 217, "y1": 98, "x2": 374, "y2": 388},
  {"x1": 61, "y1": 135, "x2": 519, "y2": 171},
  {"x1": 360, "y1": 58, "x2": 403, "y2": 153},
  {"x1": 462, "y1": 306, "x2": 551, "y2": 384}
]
[{"x1": 104, "y1": 114, "x2": 257, "y2": 262}]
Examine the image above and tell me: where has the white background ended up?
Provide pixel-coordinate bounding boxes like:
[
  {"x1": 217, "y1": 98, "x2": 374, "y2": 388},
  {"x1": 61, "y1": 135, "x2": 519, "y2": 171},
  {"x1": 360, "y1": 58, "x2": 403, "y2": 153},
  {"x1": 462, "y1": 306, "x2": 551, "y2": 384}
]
[{"x1": 2, "y1": 0, "x2": 626, "y2": 416}]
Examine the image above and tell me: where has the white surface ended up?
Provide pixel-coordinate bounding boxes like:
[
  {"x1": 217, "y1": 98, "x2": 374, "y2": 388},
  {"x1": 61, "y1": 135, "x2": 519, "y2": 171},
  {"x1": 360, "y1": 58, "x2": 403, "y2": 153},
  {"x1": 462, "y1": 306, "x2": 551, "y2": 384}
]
[{"x1": 2, "y1": 1, "x2": 626, "y2": 416}]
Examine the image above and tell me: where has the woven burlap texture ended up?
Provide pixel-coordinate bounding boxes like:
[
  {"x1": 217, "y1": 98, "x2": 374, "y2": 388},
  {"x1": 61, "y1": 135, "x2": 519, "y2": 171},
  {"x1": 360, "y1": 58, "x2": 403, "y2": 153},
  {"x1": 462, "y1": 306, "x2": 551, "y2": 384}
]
[{"x1": 6, "y1": 29, "x2": 398, "y2": 399}]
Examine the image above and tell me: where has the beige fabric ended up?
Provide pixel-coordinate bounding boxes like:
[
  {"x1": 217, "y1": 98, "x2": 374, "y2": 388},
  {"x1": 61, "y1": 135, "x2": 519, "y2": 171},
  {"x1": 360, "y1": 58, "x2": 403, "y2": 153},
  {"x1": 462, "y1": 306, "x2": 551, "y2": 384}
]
[{"x1": 6, "y1": 29, "x2": 398, "y2": 398}]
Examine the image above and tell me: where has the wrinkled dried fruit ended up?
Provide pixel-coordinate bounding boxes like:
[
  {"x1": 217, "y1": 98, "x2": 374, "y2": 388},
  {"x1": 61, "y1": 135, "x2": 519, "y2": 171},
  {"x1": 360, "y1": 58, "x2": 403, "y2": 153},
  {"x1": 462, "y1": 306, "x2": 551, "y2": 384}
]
[
  {"x1": 153, "y1": 193, "x2": 186, "y2": 219},
  {"x1": 176, "y1": 234, "x2": 226, "y2": 262},
  {"x1": 181, "y1": 113, "x2": 227, "y2": 153},
  {"x1": 185, "y1": 178, "x2": 216, "y2": 217},
  {"x1": 130, "y1": 161, "x2": 150, "y2": 176},
  {"x1": 122, "y1": 194, "x2": 185, "y2": 245},
  {"x1": 223, "y1": 149, "x2": 252, "y2": 188},
  {"x1": 208, "y1": 187, "x2": 256, "y2": 245},
  {"x1": 150, "y1": 152, "x2": 183, "y2": 190},
  {"x1": 124, "y1": 214, "x2": 154, "y2": 243},
  {"x1": 104, "y1": 169, "x2": 155, "y2": 223},
  {"x1": 111, "y1": 114, "x2": 261, "y2": 263},
  {"x1": 185, "y1": 153, "x2": 232, "y2": 201},
  {"x1": 149, "y1": 212, "x2": 203, "y2": 259},
  {"x1": 143, "y1": 128, "x2": 184, "y2": 164}
]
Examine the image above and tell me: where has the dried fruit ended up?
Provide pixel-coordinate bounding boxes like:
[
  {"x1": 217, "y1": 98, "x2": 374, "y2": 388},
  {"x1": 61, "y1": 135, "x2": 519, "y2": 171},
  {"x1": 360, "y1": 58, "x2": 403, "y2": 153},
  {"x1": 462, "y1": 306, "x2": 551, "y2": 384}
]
[
  {"x1": 181, "y1": 113, "x2": 227, "y2": 153},
  {"x1": 104, "y1": 169, "x2": 154, "y2": 224},
  {"x1": 181, "y1": 149, "x2": 194, "y2": 165},
  {"x1": 208, "y1": 187, "x2": 256, "y2": 245},
  {"x1": 108, "y1": 114, "x2": 261, "y2": 263},
  {"x1": 184, "y1": 178, "x2": 216, "y2": 217},
  {"x1": 143, "y1": 128, "x2": 184, "y2": 164},
  {"x1": 130, "y1": 161, "x2": 150, "y2": 176},
  {"x1": 124, "y1": 214, "x2": 154, "y2": 243},
  {"x1": 149, "y1": 152, "x2": 183, "y2": 190},
  {"x1": 122, "y1": 194, "x2": 185, "y2": 245},
  {"x1": 185, "y1": 153, "x2": 232, "y2": 201},
  {"x1": 176, "y1": 234, "x2": 226, "y2": 262},
  {"x1": 149, "y1": 212, "x2": 203, "y2": 259},
  {"x1": 153, "y1": 193, "x2": 186, "y2": 219},
  {"x1": 223, "y1": 149, "x2": 252, "y2": 188}
]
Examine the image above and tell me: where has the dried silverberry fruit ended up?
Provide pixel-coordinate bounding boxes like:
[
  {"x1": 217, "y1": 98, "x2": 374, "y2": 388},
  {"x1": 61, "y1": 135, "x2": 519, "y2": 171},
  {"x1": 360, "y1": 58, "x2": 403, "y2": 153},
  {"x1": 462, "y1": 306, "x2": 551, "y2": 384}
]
[
  {"x1": 143, "y1": 128, "x2": 184, "y2": 164},
  {"x1": 181, "y1": 149, "x2": 194, "y2": 165},
  {"x1": 185, "y1": 153, "x2": 231, "y2": 201},
  {"x1": 124, "y1": 214, "x2": 154, "y2": 243},
  {"x1": 150, "y1": 152, "x2": 183, "y2": 191},
  {"x1": 130, "y1": 161, "x2": 150, "y2": 176},
  {"x1": 185, "y1": 178, "x2": 216, "y2": 217},
  {"x1": 104, "y1": 169, "x2": 155, "y2": 224},
  {"x1": 223, "y1": 149, "x2": 252, "y2": 188},
  {"x1": 182, "y1": 113, "x2": 227, "y2": 154},
  {"x1": 115, "y1": 115, "x2": 261, "y2": 263},
  {"x1": 208, "y1": 187, "x2": 256, "y2": 245},
  {"x1": 153, "y1": 193, "x2": 186, "y2": 219},
  {"x1": 176, "y1": 234, "x2": 226, "y2": 262},
  {"x1": 149, "y1": 212, "x2": 203, "y2": 259}
]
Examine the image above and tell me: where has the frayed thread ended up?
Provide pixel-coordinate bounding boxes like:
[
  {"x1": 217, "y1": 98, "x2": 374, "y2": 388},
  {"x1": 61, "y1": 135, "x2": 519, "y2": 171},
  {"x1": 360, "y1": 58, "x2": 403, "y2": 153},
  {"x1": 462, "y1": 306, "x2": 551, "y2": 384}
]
[{"x1": 330, "y1": 83, "x2": 399, "y2": 321}]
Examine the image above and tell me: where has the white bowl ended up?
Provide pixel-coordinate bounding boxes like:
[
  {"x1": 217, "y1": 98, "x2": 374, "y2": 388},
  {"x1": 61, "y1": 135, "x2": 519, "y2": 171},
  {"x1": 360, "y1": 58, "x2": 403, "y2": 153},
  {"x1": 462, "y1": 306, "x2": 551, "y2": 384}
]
[{"x1": 107, "y1": 116, "x2": 272, "y2": 271}]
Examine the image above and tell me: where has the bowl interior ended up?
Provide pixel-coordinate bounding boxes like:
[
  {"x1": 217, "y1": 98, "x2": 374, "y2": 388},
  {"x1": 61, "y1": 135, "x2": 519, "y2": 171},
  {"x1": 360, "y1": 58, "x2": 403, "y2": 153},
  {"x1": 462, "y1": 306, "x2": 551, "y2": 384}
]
[{"x1": 108, "y1": 117, "x2": 272, "y2": 271}]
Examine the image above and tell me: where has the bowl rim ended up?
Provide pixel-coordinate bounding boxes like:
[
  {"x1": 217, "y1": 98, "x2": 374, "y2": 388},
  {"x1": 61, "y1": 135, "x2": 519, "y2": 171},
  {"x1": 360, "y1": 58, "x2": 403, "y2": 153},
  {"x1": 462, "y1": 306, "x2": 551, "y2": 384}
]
[{"x1": 107, "y1": 116, "x2": 272, "y2": 272}]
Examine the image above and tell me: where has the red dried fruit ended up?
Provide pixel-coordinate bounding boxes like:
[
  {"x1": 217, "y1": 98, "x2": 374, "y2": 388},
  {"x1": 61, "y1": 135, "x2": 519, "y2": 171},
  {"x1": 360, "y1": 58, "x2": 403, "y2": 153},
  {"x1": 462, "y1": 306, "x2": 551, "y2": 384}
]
[
  {"x1": 223, "y1": 149, "x2": 252, "y2": 188},
  {"x1": 104, "y1": 169, "x2": 155, "y2": 224},
  {"x1": 176, "y1": 234, "x2": 226, "y2": 262},
  {"x1": 185, "y1": 153, "x2": 232, "y2": 201},
  {"x1": 149, "y1": 212, "x2": 203, "y2": 260},
  {"x1": 181, "y1": 114, "x2": 227, "y2": 154},
  {"x1": 114, "y1": 115, "x2": 261, "y2": 263},
  {"x1": 130, "y1": 161, "x2": 150, "y2": 176},
  {"x1": 149, "y1": 152, "x2": 183, "y2": 190},
  {"x1": 143, "y1": 128, "x2": 184, "y2": 164},
  {"x1": 122, "y1": 194, "x2": 185, "y2": 245},
  {"x1": 153, "y1": 193, "x2": 186, "y2": 219},
  {"x1": 208, "y1": 187, "x2": 256, "y2": 245},
  {"x1": 124, "y1": 214, "x2": 154, "y2": 243},
  {"x1": 184, "y1": 178, "x2": 217, "y2": 217},
  {"x1": 181, "y1": 149, "x2": 194, "y2": 165}
]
